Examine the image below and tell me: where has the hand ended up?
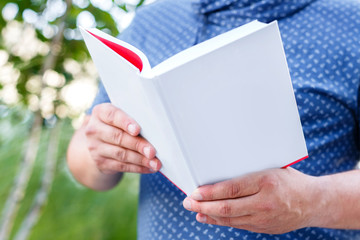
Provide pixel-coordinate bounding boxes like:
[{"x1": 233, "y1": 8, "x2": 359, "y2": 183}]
[
  {"x1": 183, "y1": 168, "x2": 324, "y2": 234},
  {"x1": 85, "y1": 103, "x2": 161, "y2": 175}
]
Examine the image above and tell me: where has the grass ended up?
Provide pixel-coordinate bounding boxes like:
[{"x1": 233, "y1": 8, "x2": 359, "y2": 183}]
[{"x1": 0, "y1": 106, "x2": 139, "y2": 240}]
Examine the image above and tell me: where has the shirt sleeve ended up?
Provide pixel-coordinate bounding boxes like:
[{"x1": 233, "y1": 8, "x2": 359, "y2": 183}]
[{"x1": 86, "y1": 81, "x2": 110, "y2": 115}]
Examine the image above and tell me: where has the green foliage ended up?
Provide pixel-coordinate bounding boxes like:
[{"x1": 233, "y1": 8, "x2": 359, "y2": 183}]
[{"x1": 0, "y1": 107, "x2": 139, "y2": 239}]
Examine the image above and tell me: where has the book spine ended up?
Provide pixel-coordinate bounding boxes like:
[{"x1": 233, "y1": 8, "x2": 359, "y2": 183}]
[
  {"x1": 140, "y1": 76, "x2": 197, "y2": 195},
  {"x1": 151, "y1": 76, "x2": 201, "y2": 191}
]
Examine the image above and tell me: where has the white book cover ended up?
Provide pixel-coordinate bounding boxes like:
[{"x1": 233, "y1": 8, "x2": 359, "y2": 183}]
[{"x1": 80, "y1": 20, "x2": 308, "y2": 196}]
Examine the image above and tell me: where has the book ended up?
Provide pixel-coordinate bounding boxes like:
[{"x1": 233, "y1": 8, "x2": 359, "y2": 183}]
[{"x1": 80, "y1": 20, "x2": 308, "y2": 196}]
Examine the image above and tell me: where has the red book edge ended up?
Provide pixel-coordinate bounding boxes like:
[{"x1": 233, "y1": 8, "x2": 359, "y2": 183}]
[
  {"x1": 159, "y1": 171, "x2": 187, "y2": 196},
  {"x1": 87, "y1": 30, "x2": 143, "y2": 72},
  {"x1": 281, "y1": 155, "x2": 309, "y2": 168},
  {"x1": 160, "y1": 155, "x2": 309, "y2": 196}
]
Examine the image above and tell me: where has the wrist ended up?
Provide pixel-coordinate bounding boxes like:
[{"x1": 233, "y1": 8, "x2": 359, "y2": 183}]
[{"x1": 305, "y1": 175, "x2": 339, "y2": 228}]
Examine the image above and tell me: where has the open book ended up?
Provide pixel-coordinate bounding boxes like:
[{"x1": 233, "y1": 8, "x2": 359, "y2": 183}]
[{"x1": 80, "y1": 21, "x2": 308, "y2": 196}]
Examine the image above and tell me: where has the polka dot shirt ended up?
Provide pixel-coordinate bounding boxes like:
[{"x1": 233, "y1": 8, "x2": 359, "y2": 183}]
[{"x1": 89, "y1": 0, "x2": 360, "y2": 239}]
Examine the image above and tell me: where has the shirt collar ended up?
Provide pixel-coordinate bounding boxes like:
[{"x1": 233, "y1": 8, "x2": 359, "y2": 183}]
[{"x1": 192, "y1": 0, "x2": 317, "y2": 27}]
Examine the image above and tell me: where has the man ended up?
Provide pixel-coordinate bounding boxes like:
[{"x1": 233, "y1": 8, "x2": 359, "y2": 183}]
[{"x1": 67, "y1": 0, "x2": 360, "y2": 239}]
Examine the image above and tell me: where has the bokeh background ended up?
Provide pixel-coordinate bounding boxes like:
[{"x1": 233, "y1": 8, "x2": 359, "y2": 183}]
[{"x1": 0, "y1": 0, "x2": 152, "y2": 239}]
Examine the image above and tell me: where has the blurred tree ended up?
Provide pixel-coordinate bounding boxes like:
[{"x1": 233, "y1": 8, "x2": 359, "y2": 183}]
[{"x1": 0, "y1": 0, "x2": 145, "y2": 239}]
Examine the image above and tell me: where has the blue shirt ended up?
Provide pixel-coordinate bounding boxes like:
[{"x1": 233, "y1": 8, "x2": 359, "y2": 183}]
[{"x1": 89, "y1": 0, "x2": 360, "y2": 239}]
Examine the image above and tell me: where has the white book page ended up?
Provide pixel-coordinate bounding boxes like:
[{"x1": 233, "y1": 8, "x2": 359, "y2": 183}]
[{"x1": 154, "y1": 21, "x2": 308, "y2": 187}]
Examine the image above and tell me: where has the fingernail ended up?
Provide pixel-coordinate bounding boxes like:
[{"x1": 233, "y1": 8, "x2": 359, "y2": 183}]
[
  {"x1": 198, "y1": 214, "x2": 207, "y2": 223},
  {"x1": 190, "y1": 189, "x2": 203, "y2": 201},
  {"x1": 183, "y1": 198, "x2": 191, "y2": 210},
  {"x1": 127, "y1": 124, "x2": 137, "y2": 135},
  {"x1": 143, "y1": 146, "x2": 151, "y2": 159},
  {"x1": 149, "y1": 160, "x2": 158, "y2": 171}
]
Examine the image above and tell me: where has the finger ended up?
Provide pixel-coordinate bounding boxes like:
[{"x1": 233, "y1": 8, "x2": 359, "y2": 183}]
[
  {"x1": 183, "y1": 197, "x2": 254, "y2": 218},
  {"x1": 97, "y1": 157, "x2": 154, "y2": 174},
  {"x1": 93, "y1": 103, "x2": 140, "y2": 136},
  {"x1": 98, "y1": 143, "x2": 161, "y2": 171},
  {"x1": 95, "y1": 122, "x2": 156, "y2": 159},
  {"x1": 190, "y1": 172, "x2": 262, "y2": 201}
]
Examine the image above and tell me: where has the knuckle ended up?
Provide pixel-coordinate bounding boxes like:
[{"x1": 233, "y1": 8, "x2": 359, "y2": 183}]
[
  {"x1": 260, "y1": 174, "x2": 278, "y2": 190},
  {"x1": 113, "y1": 130, "x2": 124, "y2": 145},
  {"x1": 116, "y1": 163, "x2": 128, "y2": 172},
  {"x1": 115, "y1": 149, "x2": 126, "y2": 161},
  {"x1": 222, "y1": 217, "x2": 232, "y2": 226},
  {"x1": 86, "y1": 138, "x2": 99, "y2": 152},
  {"x1": 218, "y1": 202, "x2": 232, "y2": 217},
  {"x1": 226, "y1": 183, "x2": 241, "y2": 198},
  {"x1": 135, "y1": 138, "x2": 142, "y2": 152},
  {"x1": 105, "y1": 108, "x2": 116, "y2": 125},
  {"x1": 87, "y1": 141, "x2": 97, "y2": 151},
  {"x1": 94, "y1": 157, "x2": 107, "y2": 169},
  {"x1": 85, "y1": 125, "x2": 97, "y2": 137},
  {"x1": 206, "y1": 186, "x2": 215, "y2": 200}
]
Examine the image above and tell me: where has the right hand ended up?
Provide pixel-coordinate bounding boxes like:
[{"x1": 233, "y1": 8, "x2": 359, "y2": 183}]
[{"x1": 85, "y1": 103, "x2": 161, "y2": 175}]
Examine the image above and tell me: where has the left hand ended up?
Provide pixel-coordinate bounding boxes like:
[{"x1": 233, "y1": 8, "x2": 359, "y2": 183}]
[{"x1": 182, "y1": 167, "x2": 324, "y2": 234}]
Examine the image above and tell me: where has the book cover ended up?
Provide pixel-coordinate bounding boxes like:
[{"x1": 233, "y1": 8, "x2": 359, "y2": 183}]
[{"x1": 80, "y1": 20, "x2": 308, "y2": 196}]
